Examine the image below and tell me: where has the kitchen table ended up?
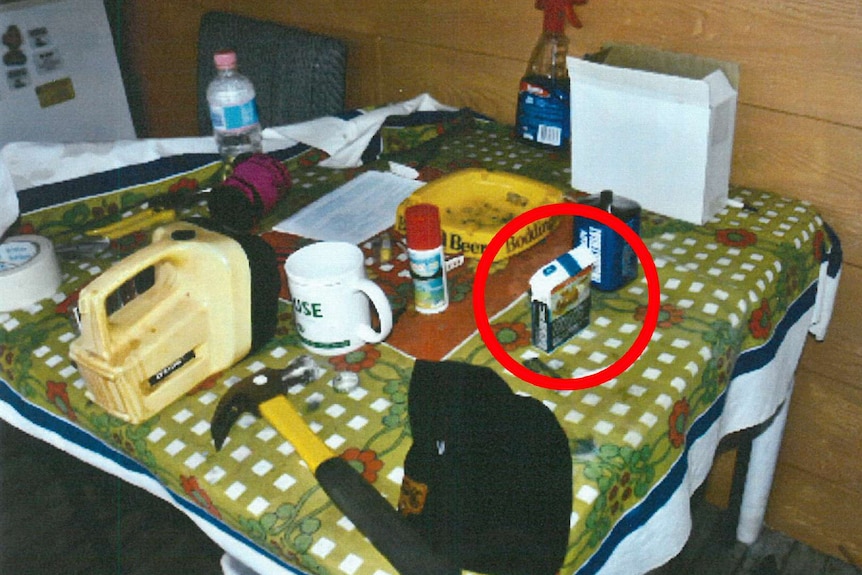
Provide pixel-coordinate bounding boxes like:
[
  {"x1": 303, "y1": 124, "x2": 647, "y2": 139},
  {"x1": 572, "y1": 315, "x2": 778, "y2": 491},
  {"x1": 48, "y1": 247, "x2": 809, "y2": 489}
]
[{"x1": 0, "y1": 108, "x2": 841, "y2": 575}]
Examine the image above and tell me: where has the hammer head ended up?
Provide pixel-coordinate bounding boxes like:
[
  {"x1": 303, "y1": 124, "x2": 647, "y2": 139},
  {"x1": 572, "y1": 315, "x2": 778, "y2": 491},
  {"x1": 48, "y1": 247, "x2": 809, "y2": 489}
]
[{"x1": 211, "y1": 354, "x2": 325, "y2": 450}]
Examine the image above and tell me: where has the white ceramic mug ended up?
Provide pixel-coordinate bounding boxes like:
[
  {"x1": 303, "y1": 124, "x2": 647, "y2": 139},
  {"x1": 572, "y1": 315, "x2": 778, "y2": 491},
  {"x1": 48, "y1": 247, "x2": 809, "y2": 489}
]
[{"x1": 285, "y1": 242, "x2": 393, "y2": 356}]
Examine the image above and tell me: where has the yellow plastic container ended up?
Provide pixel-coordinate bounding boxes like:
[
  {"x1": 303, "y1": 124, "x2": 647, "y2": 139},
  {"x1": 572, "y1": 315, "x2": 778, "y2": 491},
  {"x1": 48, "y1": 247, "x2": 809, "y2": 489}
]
[
  {"x1": 69, "y1": 221, "x2": 254, "y2": 423},
  {"x1": 395, "y1": 169, "x2": 564, "y2": 260}
]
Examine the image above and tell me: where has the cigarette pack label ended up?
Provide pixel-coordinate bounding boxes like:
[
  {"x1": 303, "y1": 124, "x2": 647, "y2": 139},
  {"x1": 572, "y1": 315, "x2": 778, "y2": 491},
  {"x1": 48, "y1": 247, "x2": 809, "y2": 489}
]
[{"x1": 530, "y1": 246, "x2": 594, "y2": 353}]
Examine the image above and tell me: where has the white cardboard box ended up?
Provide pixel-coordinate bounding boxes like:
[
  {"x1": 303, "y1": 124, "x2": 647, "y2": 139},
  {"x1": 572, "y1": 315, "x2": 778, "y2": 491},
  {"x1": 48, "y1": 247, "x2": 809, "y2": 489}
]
[{"x1": 567, "y1": 44, "x2": 740, "y2": 225}]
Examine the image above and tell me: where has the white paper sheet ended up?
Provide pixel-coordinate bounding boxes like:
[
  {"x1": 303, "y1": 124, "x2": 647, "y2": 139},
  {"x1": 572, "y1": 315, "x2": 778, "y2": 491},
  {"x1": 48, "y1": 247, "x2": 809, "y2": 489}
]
[{"x1": 273, "y1": 171, "x2": 425, "y2": 244}]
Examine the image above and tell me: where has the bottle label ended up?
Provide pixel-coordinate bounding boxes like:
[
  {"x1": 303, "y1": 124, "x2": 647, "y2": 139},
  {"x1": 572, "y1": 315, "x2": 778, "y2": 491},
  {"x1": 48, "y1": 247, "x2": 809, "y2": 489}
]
[
  {"x1": 210, "y1": 97, "x2": 260, "y2": 132},
  {"x1": 516, "y1": 79, "x2": 570, "y2": 148},
  {"x1": 409, "y1": 249, "x2": 448, "y2": 312}
]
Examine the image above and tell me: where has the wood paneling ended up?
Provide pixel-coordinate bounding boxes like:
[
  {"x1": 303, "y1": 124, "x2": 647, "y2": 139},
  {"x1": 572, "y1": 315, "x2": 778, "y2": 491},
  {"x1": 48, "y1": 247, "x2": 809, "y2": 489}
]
[
  {"x1": 779, "y1": 367, "x2": 862, "y2": 497},
  {"x1": 374, "y1": 38, "x2": 525, "y2": 123},
  {"x1": 242, "y1": 0, "x2": 862, "y2": 129},
  {"x1": 767, "y1": 463, "x2": 862, "y2": 564},
  {"x1": 122, "y1": 1, "x2": 201, "y2": 136},
  {"x1": 800, "y1": 265, "x2": 862, "y2": 387},
  {"x1": 733, "y1": 107, "x2": 862, "y2": 266},
  {"x1": 582, "y1": 0, "x2": 862, "y2": 129},
  {"x1": 122, "y1": 0, "x2": 862, "y2": 561},
  {"x1": 127, "y1": 0, "x2": 862, "y2": 130}
]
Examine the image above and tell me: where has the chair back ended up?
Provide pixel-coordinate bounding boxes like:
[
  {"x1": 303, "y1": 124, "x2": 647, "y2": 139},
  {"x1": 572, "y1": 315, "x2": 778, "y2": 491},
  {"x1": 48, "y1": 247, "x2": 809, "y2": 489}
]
[{"x1": 197, "y1": 11, "x2": 347, "y2": 135}]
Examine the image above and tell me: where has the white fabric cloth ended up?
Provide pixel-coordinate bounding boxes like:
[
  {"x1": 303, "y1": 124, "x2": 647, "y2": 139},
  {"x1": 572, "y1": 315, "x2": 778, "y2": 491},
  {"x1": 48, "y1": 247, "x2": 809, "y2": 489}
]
[
  {"x1": 263, "y1": 93, "x2": 457, "y2": 169},
  {"x1": 0, "y1": 136, "x2": 218, "y2": 237},
  {"x1": 1, "y1": 275, "x2": 837, "y2": 575},
  {"x1": 809, "y1": 261, "x2": 841, "y2": 340},
  {"x1": 1, "y1": 137, "x2": 216, "y2": 191},
  {"x1": 0, "y1": 94, "x2": 456, "y2": 238}
]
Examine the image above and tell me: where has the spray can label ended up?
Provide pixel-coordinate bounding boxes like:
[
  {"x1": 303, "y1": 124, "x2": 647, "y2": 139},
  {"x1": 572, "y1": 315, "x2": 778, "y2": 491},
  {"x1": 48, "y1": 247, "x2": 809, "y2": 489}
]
[{"x1": 409, "y1": 248, "x2": 448, "y2": 313}]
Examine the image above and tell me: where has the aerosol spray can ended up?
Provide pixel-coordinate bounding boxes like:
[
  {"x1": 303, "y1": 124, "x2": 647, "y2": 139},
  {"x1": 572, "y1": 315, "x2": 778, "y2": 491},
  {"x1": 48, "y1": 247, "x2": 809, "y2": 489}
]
[{"x1": 405, "y1": 204, "x2": 448, "y2": 314}]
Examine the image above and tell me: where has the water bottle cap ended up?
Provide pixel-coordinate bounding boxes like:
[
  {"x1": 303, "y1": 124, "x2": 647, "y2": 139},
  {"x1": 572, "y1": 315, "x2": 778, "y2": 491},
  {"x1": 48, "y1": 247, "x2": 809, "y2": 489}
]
[
  {"x1": 213, "y1": 50, "x2": 237, "y2": 70},
  {"x1": 405, "y1": 204, "x2": 442, "y2": 251}
]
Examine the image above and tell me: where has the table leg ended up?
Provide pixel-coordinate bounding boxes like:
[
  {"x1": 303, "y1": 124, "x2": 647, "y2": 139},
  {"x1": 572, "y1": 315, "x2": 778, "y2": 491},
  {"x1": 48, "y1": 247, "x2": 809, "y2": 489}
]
[
  {"x1": 220, "y1": 554, "x2": 259, "y2": 575},
  {"x1": 735, "y1": 381, "x2": 794, "y2": 544}
]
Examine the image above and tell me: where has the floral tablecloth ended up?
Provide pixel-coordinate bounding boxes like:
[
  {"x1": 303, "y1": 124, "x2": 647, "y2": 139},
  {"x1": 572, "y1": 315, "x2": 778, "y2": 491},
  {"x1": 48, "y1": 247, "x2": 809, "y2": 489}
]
[{"x1": 0, "y1": 111, "x2": 841, "y2": 575}]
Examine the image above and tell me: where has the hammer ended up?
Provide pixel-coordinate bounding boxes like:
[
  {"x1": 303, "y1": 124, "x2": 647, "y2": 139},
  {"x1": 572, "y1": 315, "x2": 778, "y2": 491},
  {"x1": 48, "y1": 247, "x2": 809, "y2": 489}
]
[{"x1": 211, "y1": 356, "x2": 456, "y2": 575}]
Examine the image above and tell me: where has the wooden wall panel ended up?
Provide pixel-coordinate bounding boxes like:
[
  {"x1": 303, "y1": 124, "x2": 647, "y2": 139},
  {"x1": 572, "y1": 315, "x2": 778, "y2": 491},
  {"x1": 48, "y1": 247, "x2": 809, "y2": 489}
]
[
  {"x1": 122, "y1": 1, "x2": 204, "y2": 137},
  {"x1": 733, "y1": 106, "x2": 862, "y2": 266},
  {"x1": 263, "y1": 0, "x2": 862, "y2": 129},
  {"x1": 767, "y1": 462, "x2": 862, "y2": 563},
  {"x1": 119, "y1": 0, "x2": 862, "y2": 562},
  {"x1": 579, "y1": 0, "x2": 862, "y2": 129},
  {"x1": 800, "y1": 266, "x2": 862, "y2": 387},
  {"x1": 779, "y1": 368, "x2": 862, "y2": 497},
  {"x1": 126, "y1": 1, "x2": 862, "y2": 137},
  {"x1": 373, "y1": 38, "x2": 525, "y2": 123}
]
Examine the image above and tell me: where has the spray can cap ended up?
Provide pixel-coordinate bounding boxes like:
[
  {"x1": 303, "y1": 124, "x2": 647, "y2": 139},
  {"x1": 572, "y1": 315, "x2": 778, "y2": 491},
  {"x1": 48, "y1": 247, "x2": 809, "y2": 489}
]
[
  {"x1": 214, "y1": 50, "x2": 238, "y2": 70},
  {"x1": 405, "y1": 204, "x2": 442, "y2": 251}
]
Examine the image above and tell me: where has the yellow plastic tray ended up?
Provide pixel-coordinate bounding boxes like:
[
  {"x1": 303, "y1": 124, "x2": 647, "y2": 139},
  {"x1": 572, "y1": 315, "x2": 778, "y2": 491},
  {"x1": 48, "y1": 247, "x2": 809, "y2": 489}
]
[{"x1": 395, "y1": 169, "x2": 564, "y2": 260}]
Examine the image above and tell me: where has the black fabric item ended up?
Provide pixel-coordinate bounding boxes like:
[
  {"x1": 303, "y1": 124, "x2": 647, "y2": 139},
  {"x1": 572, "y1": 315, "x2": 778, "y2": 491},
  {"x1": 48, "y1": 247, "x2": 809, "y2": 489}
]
[
  {"x1": 197, "y1": 11, "x2": 347, "y2": 135},
  {"x1": 206, "y1": 183, "x2": 260, "y2": 233},
  {"x1": 399, "y1": 360, "x2": 572, "y2": 575}
]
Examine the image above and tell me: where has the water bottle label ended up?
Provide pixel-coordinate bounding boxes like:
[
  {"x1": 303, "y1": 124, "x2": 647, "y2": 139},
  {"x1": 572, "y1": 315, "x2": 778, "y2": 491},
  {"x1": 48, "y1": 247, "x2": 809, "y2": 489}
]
[
  {"x1": 210, "y1": 98, "x2": 260, "y2": 132},
  {"x1": 516, "y1": 81, "x2": 570, "y2": 147}
]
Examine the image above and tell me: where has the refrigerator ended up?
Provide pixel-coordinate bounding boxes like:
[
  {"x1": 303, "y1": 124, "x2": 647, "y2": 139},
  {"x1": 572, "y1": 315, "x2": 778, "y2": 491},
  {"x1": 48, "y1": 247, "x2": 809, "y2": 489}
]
[{"x1": 0, "y1": 0, "x2": 135, "y2": 145}]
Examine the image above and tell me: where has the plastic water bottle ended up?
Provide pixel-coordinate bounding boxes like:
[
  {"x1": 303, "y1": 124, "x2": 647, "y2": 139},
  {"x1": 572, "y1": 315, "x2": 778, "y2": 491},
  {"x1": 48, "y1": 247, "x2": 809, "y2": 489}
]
[{"x1": 206, "y1": 50, "x2": 263, "y2": 162}]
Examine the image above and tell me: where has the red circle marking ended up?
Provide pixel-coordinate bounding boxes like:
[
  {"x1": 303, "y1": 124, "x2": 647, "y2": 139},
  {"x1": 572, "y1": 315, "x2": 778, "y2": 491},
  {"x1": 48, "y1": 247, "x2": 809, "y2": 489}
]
[{"x1": 472, "y1": 203, "x2": 660, "y2": 390}]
